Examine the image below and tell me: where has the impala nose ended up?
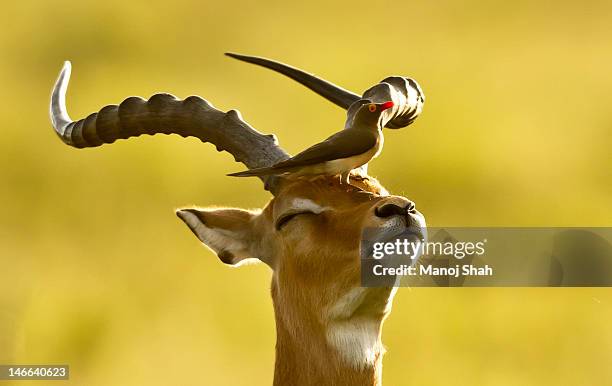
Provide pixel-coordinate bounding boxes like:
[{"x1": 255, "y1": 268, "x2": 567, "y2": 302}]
[{"x1": 374, "y1": 200, "x2": 416, "y2": 219}]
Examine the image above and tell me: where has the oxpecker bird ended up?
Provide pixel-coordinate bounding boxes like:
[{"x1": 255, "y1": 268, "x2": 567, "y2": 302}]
[{"x1": 228, "y1": 100, "x2": 394, "y2": 184}]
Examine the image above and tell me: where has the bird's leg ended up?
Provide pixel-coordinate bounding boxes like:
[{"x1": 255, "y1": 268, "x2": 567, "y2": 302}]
[
  {"x1": 340, "y1": 171, "x2": 350, "y2": 185},
  {"x1": 345, "y1": 170, "x2": 367, "y2": 191}
]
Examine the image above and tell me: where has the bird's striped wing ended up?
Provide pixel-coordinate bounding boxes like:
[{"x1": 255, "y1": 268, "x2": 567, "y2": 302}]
[{"x1": 274, "y1": 129, "x2": 377, "y2": 169}]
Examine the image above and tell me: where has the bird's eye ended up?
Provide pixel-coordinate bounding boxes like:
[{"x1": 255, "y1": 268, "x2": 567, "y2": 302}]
[
  {"x1": 368, "y1": 104, "x2": 377, "y2": 112},
  {"x1": 275, "y1": 211, "x2": 314, "y2": 230}
]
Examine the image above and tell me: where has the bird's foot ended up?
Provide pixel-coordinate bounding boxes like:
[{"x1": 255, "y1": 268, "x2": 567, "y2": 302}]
[
  {"x1": 340, "y1": 171, "x2": 351, "y2": 185},
  {"x1": 347, "y1": 180, "x2": 366, "y2": 192}
]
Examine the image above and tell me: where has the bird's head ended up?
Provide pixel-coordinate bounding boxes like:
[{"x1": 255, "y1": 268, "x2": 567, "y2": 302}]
[{"x1": 352, "y1": 100, "x2": 395, "y2": 128}]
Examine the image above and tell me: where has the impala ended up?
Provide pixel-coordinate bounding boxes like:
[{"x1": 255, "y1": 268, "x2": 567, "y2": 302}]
[{"x1": 49, "y1": 53, "x2": 426, "y2": 386}]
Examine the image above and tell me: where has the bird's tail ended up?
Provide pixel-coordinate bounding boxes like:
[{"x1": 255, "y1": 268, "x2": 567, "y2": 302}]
[{"x1": 228, "y1": 166, "x2": 287, "y2": 177}]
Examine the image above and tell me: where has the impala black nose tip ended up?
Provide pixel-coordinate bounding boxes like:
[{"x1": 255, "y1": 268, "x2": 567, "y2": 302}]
[{"x1": 374, "y1": 201, "x2": 416, "y2": 218}]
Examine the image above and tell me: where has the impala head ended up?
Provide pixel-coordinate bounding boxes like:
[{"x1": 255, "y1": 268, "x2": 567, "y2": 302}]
[
  {"x1": 176, "y1": 176, "x2": 425, "y2": 321},
  {"x1": 50, "y1": 53, "x2": 425, "y2": 380}
]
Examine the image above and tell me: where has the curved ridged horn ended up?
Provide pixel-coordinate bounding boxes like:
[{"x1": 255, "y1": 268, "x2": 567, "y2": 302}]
[
  {"x1": 225, "y1": 52, "x2": 361, "y2": 109},
  {"x1": 50, "y1": 61, "x2": 290, "y2": 193},
  {"x1": 225, "y1": 53, "x2": 424, "y2": 130}
]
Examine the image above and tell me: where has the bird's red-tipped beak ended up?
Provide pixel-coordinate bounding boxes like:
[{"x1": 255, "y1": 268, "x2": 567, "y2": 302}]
[{"x1": 380, "y1": 101, "x2": 394, "y2": 111}]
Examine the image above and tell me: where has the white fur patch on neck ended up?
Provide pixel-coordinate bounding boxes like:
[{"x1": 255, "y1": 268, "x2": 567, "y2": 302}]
[
  {"x1": 327, "y1": 320, "x2": 384, "y2": 369},
  {"x1": 325, "y1": 287, "x2": 396, "y2": 369}
]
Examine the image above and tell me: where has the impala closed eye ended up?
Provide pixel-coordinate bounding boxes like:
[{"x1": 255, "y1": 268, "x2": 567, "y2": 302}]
[{"x1": 275, "y1": 211, "x2": 315, "y2": 230}]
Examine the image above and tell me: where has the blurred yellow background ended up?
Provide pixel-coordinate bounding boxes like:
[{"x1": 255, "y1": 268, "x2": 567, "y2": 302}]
[{"x1": 1, "y1": 0, "x2": 611, "y2": 385}]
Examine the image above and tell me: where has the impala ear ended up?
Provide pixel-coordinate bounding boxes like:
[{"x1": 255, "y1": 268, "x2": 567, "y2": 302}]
[{"x1": 176, "y1": 207, "x2": 263, "y2": 266}]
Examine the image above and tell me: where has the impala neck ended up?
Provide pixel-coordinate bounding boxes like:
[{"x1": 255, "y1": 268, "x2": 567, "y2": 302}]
[{"x1": 272, "y1": 306, "x2": 384, "y2": 386}]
